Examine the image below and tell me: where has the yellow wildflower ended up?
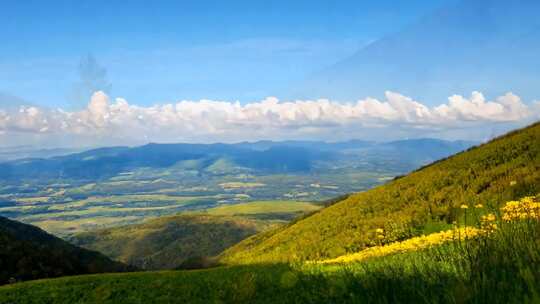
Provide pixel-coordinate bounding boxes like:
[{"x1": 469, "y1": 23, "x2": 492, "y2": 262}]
[
  {"x1": 314, "y1": 195, "x2": 539, "y2": 266},
  {"x1": 319, "y1": 227, "x2": 482, "y2": 264},
  {"x1": 480, "y1": 213, "x2": 497, "y2": 232},
  {"x1": 501, "y1": 196, "x2": 540, "y2": 222},
  {"x1": 481, "y1": 213, "x2": 496, "y2": 222},
  {"x1": 475, "y1": 204, "x2": 484, "y2": 209}
]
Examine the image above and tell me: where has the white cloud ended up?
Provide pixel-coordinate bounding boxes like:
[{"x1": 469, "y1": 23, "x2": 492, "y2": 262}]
[
  {"x1": 433, "y1": 92, "x2": 529, "y2": 122},
  {"x1": 0, "y1": 91, "x2": 537, "y2": 146}
]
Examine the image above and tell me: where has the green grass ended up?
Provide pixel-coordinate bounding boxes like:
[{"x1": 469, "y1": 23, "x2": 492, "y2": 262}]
[
  {"x1": 2, "y1": 213, "x2": 539, "y2": 304},
  {"x1": 202, "y1": 201, "x2": 321, "y2": 217},
  {"x1": 220, "y1": 122, "x2": 540, "y2": 264}
]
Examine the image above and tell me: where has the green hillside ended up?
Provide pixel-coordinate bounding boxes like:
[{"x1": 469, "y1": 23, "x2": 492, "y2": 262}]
[
  {"x1": 220, "y1": 122, "x2": 540, "y2": 264},
  {"x1": 201, "y1": 200, "x2": 321, "y2": 220},
  {"x1": 2, "y1": 196, "x2": 539, "y2": 303},
  {"x1": 0, "y1": 217, "x2": 131, "y2": 285},
  {"x1": 70, "y1": 201, "x2": 321, "y2": 270}
]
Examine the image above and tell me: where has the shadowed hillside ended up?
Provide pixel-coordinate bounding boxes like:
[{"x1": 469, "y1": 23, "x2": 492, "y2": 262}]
[
  {"x1": 71, "y1": 215, "x2": 269, "y2": 270},
  {"x1": 70, "y1": 201, "x2": 321, "y2": 270},
  {"x1": 0, "y1": 217, "x2": 132, "y2": 285}
]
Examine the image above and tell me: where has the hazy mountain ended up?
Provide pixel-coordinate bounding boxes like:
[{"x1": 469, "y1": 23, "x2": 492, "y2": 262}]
[
  {"x1": 0, "y1": 146, "x2": 83, "y2": 162},
  {"x1": 294, "y1": 0, "x2": 540, "y2": 103},
  {"x1": 0, "y1": 139, "x2": 475, "y2": 181}
]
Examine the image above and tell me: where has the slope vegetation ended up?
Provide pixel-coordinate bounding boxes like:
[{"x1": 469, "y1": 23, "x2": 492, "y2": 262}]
[
  {"x1": 220, "y1": 122, "x2": 540, "y2": 264},
  {"x1": 2, "y1": 197, "x2": 539, "y2": 303},
  {"x1": 70, "y1": 201, "x2": 321, "y2": 270},
  {"x1": 0, "y1": 217, "x2": 131, "y2": 285}
]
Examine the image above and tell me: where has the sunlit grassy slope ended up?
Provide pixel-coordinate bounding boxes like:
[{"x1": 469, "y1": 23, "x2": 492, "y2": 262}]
[
  {"x1": 220, "y1": 122, "x2": 540, "y2": 264},
  {"x1": 202, "y1": 200, "x2": 321, "y2": 218},
  {"x1": 2, "y1": 196, "x2": 539, "y2": 303},
  {"x1": 70, "y1": 201, "x2": 321, "y2": 269}
]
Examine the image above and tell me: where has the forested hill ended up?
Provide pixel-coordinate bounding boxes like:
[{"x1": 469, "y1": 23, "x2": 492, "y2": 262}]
[
  {"x1": 220, "y1": 122, "x2": 540, "y2": 264},
  {"x1": 0, "y1": 217, "x2": 132, "y2": 285}
]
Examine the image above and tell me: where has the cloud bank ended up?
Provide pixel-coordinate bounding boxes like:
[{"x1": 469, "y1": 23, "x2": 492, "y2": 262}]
[{"x1": 0, "y1": 91, "x2": 538, "y2": 147}]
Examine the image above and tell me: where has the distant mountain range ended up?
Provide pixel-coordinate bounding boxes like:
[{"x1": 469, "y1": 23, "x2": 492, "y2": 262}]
[
  {"x1": 0, "y1": 146, "x2": 82, "y2": 162},
  {"x1": 294, "y1": 0, "x2": 540, "y2": 103},
  {"x1": 0, "y1": 138, "x2": 476, "y2": 181}
]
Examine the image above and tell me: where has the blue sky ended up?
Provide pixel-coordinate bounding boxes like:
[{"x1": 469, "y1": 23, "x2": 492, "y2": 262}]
[
  {"x1": 1, "y1": 0, "x2": 452, "y2": 107},
  {"x1": 1, "y1": 0, "x2": 538, "y2": 147}
]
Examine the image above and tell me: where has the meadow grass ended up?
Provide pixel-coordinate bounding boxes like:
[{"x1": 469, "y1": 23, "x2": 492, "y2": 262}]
[
  {"x1": 2, "y1": 196, "x2": 539, "y2": 303},
  {"x1": 203, "y1": 200, "x2": 321, "y2": 216}
]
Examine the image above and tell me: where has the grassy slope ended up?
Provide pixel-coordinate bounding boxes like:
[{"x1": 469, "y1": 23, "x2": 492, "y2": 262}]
[
  {"x1": 0, "y1": 217, "x2": 131, "y2": 285},
  {"x1": 70, "y1": 215, "x2": 272, "y2": 270},
  {"x1": 2, "y1": 215, "x2": 539, "y2": 304},
  {"x1": 70, "y1": 201, "x2": 321, "y2": 270},
  {"x1": 220, "y1": 122, "x2": 540, "y2": 263},
  {"x1": 202, "y1": 200, "x2": 321, "y2": 220}
]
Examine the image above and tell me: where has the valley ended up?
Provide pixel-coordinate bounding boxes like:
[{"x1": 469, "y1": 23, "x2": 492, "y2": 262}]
[
  {"x1": 69, "y1": 201, "x2": 322, "y2": 270},
  {"x1": 0, "y1": 138, "x2": 471, "y2": 237}
]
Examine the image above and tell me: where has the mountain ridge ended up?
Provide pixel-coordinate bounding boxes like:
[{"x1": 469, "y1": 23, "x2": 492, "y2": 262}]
[{"x1": 0, "y1": 138, "x2": 475, "y2": 180}]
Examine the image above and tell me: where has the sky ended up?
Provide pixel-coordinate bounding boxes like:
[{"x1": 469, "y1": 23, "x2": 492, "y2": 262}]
[
  {"x1": 1, "y1": 0, "x2": 451, "y2": 107},
  {"x1": 1, "y1": 0, "x2": 539, "y2": 147}
]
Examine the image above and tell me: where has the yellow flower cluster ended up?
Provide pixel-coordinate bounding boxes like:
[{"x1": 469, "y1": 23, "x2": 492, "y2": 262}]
[
  {"x1": 318, "y1": 227, "x2": 482, "y2": 264},
  {"x1": 501, "y1": 196, "x2": 540, "y2": 222},
  {"x1": 316, "y1": 195, "x2": 539, "y2": 266},
  {"x1": 375, "y1": 228, "x2": 384, "y2": 240},
  {"x1": 480, "y1": 213, "x2": 497, "y2": 232}
]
